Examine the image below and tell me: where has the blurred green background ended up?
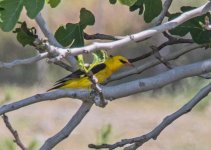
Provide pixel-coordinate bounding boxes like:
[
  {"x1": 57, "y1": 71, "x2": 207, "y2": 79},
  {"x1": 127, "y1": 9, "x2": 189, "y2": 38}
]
[{"x1": 1, "y1": 0, "x2": 211, "y2": 150}]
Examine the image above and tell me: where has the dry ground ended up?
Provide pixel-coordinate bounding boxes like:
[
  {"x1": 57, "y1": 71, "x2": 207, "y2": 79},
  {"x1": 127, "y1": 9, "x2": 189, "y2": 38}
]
[{"x1": 0, "y1": 86, "x2": 211, "y2": 150}]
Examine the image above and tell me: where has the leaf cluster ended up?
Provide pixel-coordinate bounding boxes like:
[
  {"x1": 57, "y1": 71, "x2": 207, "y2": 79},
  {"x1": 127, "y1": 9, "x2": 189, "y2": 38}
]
[{"x1": 0, "y1": 0, "x2": 61, "y2": 32}]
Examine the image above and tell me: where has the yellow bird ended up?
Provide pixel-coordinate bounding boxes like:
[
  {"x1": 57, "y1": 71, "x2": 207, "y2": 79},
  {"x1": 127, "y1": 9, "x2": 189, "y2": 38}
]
[{"x1": 48, "y1": 55, "x2": 132, "y2": 91}]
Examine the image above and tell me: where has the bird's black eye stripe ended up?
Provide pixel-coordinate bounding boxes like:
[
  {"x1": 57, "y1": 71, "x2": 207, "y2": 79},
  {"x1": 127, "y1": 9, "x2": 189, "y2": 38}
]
[{"x1": 119, "y1": 59, "x2": 127, "y2": 64}]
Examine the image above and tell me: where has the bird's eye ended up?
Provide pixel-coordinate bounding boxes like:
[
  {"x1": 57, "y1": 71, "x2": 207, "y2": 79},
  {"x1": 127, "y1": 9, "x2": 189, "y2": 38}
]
[{"x1": 119, "y1": 59, "x2": 127, "y2": 64}]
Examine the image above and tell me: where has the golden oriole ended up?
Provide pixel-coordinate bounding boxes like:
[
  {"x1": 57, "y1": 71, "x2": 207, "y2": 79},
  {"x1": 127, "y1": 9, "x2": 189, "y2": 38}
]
[{"x1": 48, "y1": 55, "x2": 132, "y2": 91}]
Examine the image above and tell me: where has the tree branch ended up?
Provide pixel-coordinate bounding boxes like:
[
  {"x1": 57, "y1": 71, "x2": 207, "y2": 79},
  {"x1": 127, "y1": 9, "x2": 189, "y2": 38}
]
[
  {"x1": 1, "y1": 56, "x2": 211, "y2": 115},
  {"x1": 0, "y1": 90, "x2": 89, "y2": 115},
  {"x1": 42, "y1": 2, "x2": 211, "y2": 61},
  {"x1": 35, "y1": 13, "x2": 78, "y2": 71},
  {"x1": 156, "y1": 0, "x2": 173, "y2": 25},
  {"x1": 40, "y1": 102, "x2": 93, "y2": 150},
  {"x1": 0, "y1": 52, "x2": 47, "y2": 69},
  {"x1": 84, "y1": 32, "x2": 125, "y2": 41},
  {"x1": 107, "y1": 44, "x2": 205, "y2": 83},
  {"x1": 2, "y1": 114, "x2": 27, "y2": 150},
  {"x1": 89, "y1": 82, "x2": 211, "y2": 150}
]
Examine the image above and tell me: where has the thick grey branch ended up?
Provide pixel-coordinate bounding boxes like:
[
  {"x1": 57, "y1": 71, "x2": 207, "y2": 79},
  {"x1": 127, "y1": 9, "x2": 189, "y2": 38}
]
[
  {"x1": 0, "y1": 53, "x2": 47, "y2": 69},
  {"x1": 40, "y1": 102, "x2": 93, "y2": 150},
  {"x1": 1, "y1": 57, "x2": 211, "y2": 115},
  {"x1": 0, "y1": 90, "x2": 89, "y2": 115},
  {"x1": 103, "y1": 57, "x2": 211, "y2": 99},
  {"x1": 89, "y1": 82, "x2": 211, "y2": 150}
]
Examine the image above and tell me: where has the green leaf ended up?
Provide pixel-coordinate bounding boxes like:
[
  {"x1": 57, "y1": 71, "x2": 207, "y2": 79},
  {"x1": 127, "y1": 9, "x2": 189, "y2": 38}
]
[
  {"x1": 129, "y1": 0, "x2": 162, "y2": 23},
  {"x1": 143, "y1": 0, "x2": 162, "y2": 23},
  {"x1": 118, "y1": 0, "x2": 137, "y2": 6},
  {"x1": 0, "y1": 0, "x2": 23, "y2": 32},
  {"x1": 23, "y1": 0, "x2": 45, "y2": 19},
  {"x1": 79, "y1": 8, "x2": 95, "y2": 29},
  {"x1": 89, "y1": 50, "x2": 109, "y2": 71},
  {"x1": 46, "y1": 0, "x2": 61, "y2": 8},
  {"x1": 109, "y1": 0, "x2": 117, "y2": 4},
  {"x1": 55, "y1": 23, "x2": 84, "y2": 47},
  {"x1": 13, "y1": 22, "x2": 38, "y2": 47},
  {"x1": 55, "y1": 8, "x2": 95, "y2": 47},
  {"x1": 169, "y1": 7, "x2": 211, "y2": 44}
]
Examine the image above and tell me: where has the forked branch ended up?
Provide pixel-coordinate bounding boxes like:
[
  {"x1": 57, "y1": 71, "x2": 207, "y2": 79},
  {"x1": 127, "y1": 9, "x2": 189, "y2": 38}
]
[{"x1": 89, "y1": 82, "x2": 211, "y2": 150}]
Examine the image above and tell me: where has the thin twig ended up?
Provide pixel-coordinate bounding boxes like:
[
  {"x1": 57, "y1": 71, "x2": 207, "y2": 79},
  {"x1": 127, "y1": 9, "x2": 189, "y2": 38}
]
[
  {"x1": 2, "y1": 114, "x2": 27, "y2": 150},
  {"x1": 89, "y1": 82, "x2": 211, "y2": 150},
  {"x1": 107, "y1": 44, "x2": 205, "y2": 83},
  {"x1": 84, "y1": 32, "x2": 125, "y2": 41},
  {"x1": 127, "y1": 37, "x2": 193, "y2": 63},
  {"x1": 156, "y1": 0, "x2": 173, "y2": 25},
  {"x1": 35, "y1": 13, "x2": 78, "y2": 71},
  {"x1": 0, "y1": 53, "x2": 47, "y2": 69},
  {"x1": 87, "y1": 72, "x2": 107, "y2": 107}
]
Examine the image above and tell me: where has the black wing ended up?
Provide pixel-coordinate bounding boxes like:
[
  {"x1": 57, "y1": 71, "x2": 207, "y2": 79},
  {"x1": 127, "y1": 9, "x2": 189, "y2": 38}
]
[
  {"x1": 55, "y1": 69, "x2": 86, "y2": 85},
  {"x1": 47, "y1": 63, "x2": 106, "y2": 91}
]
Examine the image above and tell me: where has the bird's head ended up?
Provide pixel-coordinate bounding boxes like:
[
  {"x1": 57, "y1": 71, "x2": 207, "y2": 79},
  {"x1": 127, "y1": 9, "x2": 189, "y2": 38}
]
[{"x1": 106, "y1": 55, "x2": 134, "y2": 72}]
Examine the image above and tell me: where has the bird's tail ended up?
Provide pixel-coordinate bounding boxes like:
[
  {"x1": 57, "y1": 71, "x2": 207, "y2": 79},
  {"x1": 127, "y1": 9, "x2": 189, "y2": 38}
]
[{"x1": 47, "y1": 82, "x2": 65, "y2": 91}]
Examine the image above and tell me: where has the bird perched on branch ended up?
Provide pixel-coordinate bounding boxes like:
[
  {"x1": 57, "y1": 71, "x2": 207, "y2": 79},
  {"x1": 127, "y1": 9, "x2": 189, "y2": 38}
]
[{"x1": 48, "y1": 55, "x2": 132, "y2": 91}]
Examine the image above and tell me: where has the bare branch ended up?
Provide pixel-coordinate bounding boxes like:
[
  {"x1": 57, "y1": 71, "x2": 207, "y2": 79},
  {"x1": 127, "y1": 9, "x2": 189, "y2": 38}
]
[
  {"x1": 87, "y1": 72, "x2": 107, "y2": 107},
  {"x1": 2, "y1": 56, "x2": 211, "y2": 115},
  {"x1": 0, "y1": 53, "x2": 47, "y2": 69},
  {"x1": 89, "y1": 82, "x2": 211, "y2": 150},
  {"x1": 84, "y1": 32, "x2": 125, "y2": 41},
  {"x1": 0, "y1": 90, "x2": 89, "y2": 115},
  {"x1": 156, "y1": 0, "x2": 173, "y2": 25},
  {"x1": 35, "y1": 13, "x2": 78, "y2": 70},
  {"x1": 107, "y1": 44, "x2": 205, "y2": 83},
  {"x1": 2, "y1": 114, "x2": 27, "y2": 150},
  {"x1": 40, "y1": 102, "x2": 93, "y2": 150}
]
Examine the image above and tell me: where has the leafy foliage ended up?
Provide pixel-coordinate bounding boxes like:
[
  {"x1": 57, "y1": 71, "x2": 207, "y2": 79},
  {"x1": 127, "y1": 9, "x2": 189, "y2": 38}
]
[
  {"x1": 109, "y1": 0, "x2": 162, "y2": 23},
  {"x1": 129, "y1": 0, "x2": 162, "y2": 23},
  {"x1": 0, "y1": 0, "x2": 45, "y2": 31},
  {"x1": 55, "y1": 8, "x2": 95, "y2": 47},
  {"x1": 23, "y1": 0, "x2": 45, "y2": 19},
  {"x1": 168, "y1": 6, "x2": 211, "y2": 44},
  {"x1": 55, "y1": 23, "x2": 84, "y2": 47},
  {"x1": 80, "y1": 8, "x2": 95, "y2": 29},
  {"x1": 0, "y1": 0, "x2": 23, "y2": 32},
  {"x1": 13, "y1": 22, "x2": 38, "y2": 47},
  {"x1": 46, "y1": 0, "x2": 61, "y2": 8}
]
